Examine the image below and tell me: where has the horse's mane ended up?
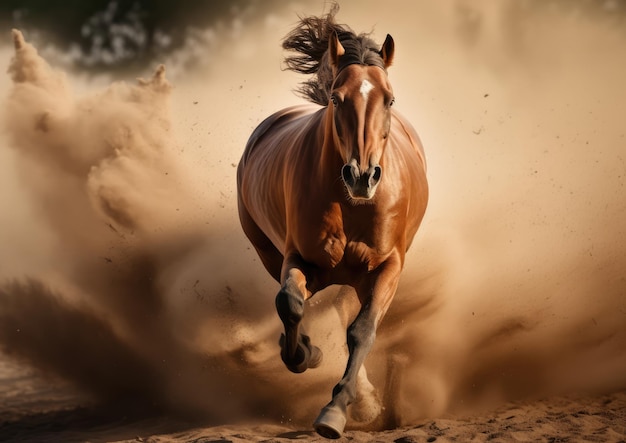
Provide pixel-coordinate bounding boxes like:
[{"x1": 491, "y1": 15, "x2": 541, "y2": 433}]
[{"x1": 282, "y1": 4, "x2": 386, "y2": 106}]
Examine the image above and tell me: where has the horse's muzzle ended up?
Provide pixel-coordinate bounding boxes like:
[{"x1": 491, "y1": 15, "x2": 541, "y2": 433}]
[{"x1": 341, "y1": 162, "x2": 382, "y2": 200}]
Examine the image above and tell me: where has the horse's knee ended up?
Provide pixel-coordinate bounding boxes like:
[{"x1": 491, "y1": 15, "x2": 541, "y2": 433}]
[{"x1": 275, "y1": 282, "x2": 304, "y2": 326}]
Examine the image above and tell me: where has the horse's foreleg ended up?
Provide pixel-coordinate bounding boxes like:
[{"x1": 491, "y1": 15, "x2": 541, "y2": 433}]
[
  {"x1": 333, "y1": 287, "x2": 382, "y2": 424},
  {"x1": 275, "y1": 259, "x2": 322, "y2": 374},
  {"x1": 314, "y1": 306, "x2": 380, "y2": 437},
  {"x1": 314, "y1": 255, "x2": 401, "y2": 439}
]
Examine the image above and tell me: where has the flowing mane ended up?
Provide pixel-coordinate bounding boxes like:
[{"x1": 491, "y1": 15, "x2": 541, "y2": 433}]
[{"x1": 282, "y1": 5, "x2": 388, "y2": 105}]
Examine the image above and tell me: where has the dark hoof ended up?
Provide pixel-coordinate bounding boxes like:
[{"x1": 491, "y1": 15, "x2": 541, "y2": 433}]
[
  {"x1": 314, "y1": 405, "x2": 346, "y2": 439},
  {"x1": 279, "y1": 333, "x2": 323, "y2": 373}
]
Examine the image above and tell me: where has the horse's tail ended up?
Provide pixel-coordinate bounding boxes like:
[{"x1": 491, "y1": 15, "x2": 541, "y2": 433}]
[{"x1": 282, "y1": 3, "x2": 350, "y2": 105}]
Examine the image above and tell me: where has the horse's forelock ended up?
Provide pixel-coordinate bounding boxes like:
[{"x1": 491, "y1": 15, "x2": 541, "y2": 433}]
[{"x1": 336, "y1": 34, "x2": 386, "y2": 73}]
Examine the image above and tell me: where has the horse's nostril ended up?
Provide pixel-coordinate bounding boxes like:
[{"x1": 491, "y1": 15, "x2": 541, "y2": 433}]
[
  {"x1": 368, "y1": 165, "x2": 382, "y2": 188},
  {"x1": 372, "y1": 166, "x2": 382, "y2": 183},
  {"x1": 341, "y1": 164, "x2": 357, "y2": 185}
]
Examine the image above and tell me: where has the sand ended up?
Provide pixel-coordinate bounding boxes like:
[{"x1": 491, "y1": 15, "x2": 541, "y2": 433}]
[
  {"x1": 119, "y1": 391, "x2": 626, "y2": 442},
  {"x1": 0, "y1": 391, "x2": 624, "y2": 441},
  {"x1": 0, "y1": 1, "x2": 625, "y2": 442}
]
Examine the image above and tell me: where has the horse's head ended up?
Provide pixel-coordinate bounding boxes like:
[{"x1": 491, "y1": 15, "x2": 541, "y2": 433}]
[{"x1": 327, "y1": 32, "x2": 395, "y2": 202}]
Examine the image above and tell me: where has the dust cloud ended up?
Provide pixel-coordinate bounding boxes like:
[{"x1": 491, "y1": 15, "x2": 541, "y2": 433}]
[{"x1": 0, "y1": 0, "x2": 625, "y2": 431}]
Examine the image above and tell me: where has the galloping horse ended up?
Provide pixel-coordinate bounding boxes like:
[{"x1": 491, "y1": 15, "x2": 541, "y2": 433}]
[{"x1": 237, "y1": 9, "x2": 428, "y2": 439}]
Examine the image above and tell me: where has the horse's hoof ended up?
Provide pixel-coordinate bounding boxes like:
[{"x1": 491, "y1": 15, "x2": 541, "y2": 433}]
[
  {"x1": 279, "y1": 333, "x2": 323, "y2": 373},
  {"x1": 314, "y1": 405, "x2": 346, "y2": 439}
]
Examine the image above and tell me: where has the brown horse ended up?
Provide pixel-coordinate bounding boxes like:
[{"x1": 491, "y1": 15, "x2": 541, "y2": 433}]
[{"x1": 237, "y1": 9, "x2": 428, "y2": 439}]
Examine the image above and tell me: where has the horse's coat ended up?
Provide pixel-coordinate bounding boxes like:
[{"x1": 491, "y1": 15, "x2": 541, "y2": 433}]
[{"x1": 237, "y1": 8, "x2": 428, "y2": 439}]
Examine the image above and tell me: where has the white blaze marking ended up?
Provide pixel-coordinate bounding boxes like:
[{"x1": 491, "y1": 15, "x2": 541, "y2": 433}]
[{"x1": 360, "y1": 79, "x2": 374, "y2": 101}]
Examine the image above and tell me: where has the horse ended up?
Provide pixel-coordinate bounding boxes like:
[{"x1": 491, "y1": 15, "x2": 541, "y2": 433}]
[{"x1": 236, "y1": 8, "x2": 428, "y2": 439}]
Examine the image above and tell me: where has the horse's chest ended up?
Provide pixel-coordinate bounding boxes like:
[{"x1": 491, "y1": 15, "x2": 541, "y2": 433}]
[
  {"x1": 302, "y1": 209, "x2": 348, "y2": 268},
  {"x1": 296, "y1": 206, "x2": 387, "y2": 271}
]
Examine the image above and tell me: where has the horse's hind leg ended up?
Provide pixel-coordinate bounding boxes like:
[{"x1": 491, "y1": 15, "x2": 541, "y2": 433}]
[
  {"x1": 350, "y1": 365, "x2": 382, "y2": 423},
  {"x1": 275, "y1": 255, "x2": 322, "y2": 374}
]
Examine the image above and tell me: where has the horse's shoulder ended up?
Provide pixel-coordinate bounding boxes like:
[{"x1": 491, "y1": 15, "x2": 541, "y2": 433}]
[
  {"x1": 242, "y1": 105, "x2": 320, "y2": 163},
  {"x1": 251, "y1": 105, "x2": 319, "y2": 142}
]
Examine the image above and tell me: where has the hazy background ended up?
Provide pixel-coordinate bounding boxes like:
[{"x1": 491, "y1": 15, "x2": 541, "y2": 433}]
[{"x1": 0, "y1": 0, "x2": 625, "y2": 433}]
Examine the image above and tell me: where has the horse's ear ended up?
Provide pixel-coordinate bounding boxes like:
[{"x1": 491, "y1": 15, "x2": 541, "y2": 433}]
[
  {"x1": 379, "y1": 34, "x2": 395, "y2": 68},
  {"x1": 328, "y1": 31, "x2": 345, "y2": 72}
]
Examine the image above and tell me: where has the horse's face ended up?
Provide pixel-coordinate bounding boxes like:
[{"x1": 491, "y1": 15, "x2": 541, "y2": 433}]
[
  {"x1": 329, "y1": 64, "x2": 394, "y2": 202},
  {"x1": 326, "y1": 32, "x2": 395, "y2": 203}
]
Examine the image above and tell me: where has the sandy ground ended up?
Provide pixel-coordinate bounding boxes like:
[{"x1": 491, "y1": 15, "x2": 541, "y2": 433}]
[
  {"x1": 108, "y1": 392, "x2": 626, "y2": 442},
  {"x1": 0, "y1": 390, "x2": 624, "y2": 442},
  {"x1": 0, "y1": 1, "x2": 625, "y2": 442}
]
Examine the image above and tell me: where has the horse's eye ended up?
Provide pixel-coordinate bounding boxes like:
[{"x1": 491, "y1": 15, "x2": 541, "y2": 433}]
[
  {"x1": 389, "y1": 97, "x2": 396, "y2": 107},
  {"x1": 330, "y1": 95, "x2": 338, "y2": 107}
]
